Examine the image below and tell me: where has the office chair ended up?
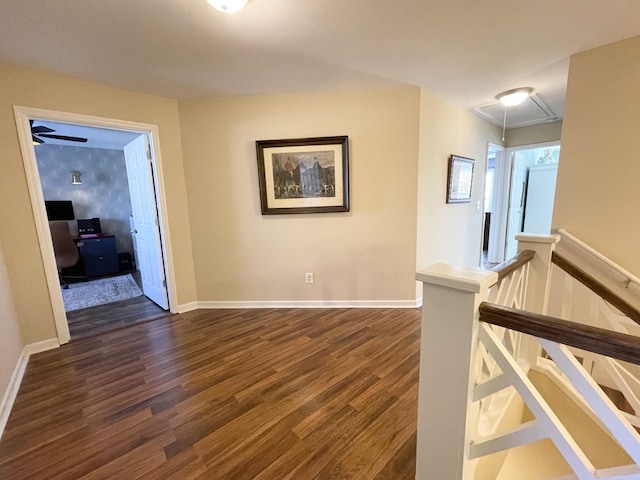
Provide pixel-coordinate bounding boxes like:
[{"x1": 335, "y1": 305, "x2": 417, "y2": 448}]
[{"x1": 49, "y1": 221, "x2": 80, "y2": 289}]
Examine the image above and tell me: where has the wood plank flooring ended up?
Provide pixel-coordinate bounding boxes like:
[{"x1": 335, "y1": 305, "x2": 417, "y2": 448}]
[
  {"x1": 0, "y1": 307, "x2": 421, "y2": 479},
  {"x1": 65, "y1": 271, "x2": 170, "y2": 340},
  {"x1": 66, "y1": 294, "x2": 170, "y2": 339}
]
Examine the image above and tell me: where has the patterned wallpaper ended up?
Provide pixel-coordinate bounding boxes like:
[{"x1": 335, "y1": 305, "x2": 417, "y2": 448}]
[{"x1": 35, "y1": 145, "x2": 134, "y2": 256}]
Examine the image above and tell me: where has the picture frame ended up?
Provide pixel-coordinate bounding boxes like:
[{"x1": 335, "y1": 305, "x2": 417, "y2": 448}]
[
  {"x1": 256, "y1": 136, "x2": 350, "y2": 215},
  {"x1": 446, "y1": 155, "x2": 475, "y2": 204}
]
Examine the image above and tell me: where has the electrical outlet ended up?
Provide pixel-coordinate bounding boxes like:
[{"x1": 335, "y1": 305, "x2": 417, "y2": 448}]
[{"x1": 305, "y1": 272, "x2": 314, "y2": 284}]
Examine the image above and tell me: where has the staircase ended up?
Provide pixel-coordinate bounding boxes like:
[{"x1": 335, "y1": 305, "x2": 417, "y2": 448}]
[
  {"x1": 494, "y1": 369, "x2": 632, "y2": 480},
  {"x1": 415, "y1": 232, "x2": 640, "y2": 479}
]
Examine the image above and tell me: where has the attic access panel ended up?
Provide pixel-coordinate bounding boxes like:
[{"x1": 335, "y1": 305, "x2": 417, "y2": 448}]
[{"x1": 473, "y1": 94, "x2": 558, "y2": 129}]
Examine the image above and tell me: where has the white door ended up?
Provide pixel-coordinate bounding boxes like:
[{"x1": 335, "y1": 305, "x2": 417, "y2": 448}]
[
  {"x1": 505, "y1": 152, "x2": 527, "y2": 259},
  {"x1": 124, "y1": 135, "x2": 169, "y2": 309}
]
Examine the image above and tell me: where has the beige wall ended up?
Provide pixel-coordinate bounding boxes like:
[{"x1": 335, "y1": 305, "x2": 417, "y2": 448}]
[
  {"x1": 179, "y1": 88, "x2": 421, "y2": 303},
  {"x1": 0, "y1": 243, "x2": 24, "y2": 410},
  {"x1": 505, "y1": 121, "x2": 562, "y2": 148},
  {"x1": 0, "y1": 62, "x2": 197, "y2": 343},
  {"x1": 416, "y1": 88, "x2": 503, "y2": 272},
  {"x1": 554, "y1": 36, "x2": 640, "y2": 274}
]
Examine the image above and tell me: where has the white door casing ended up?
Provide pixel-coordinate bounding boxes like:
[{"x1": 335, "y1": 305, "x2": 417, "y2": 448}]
[
  {"x1": 123, "y1": 135, "x2": 169, "y2": 309},
  {"x1": 505, "y1": 151, "x2": 527, "y2": 260},
  {"x1": 13, "y1": 106, "x2": 176, "y2": 345},
  {"x1": 486, "y1": 144, "x2": 506, "y2": 264}
]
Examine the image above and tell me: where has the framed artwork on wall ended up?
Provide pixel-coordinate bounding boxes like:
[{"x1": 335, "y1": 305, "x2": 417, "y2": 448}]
[
  {"x1": 447, "y1": 154, "x2": 475, "y2": 203},
  {"x1": 255, "y1": 135, "x2": 350, "y2": 215}
]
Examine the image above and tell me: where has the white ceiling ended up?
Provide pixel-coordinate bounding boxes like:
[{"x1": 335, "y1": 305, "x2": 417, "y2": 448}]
[{"x1": 4, "y1": 0, "x2": 640, "y2": 131}]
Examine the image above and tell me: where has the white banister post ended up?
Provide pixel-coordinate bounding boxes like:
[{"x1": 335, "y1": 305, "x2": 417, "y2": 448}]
[
  {"x1": 415, "y1": 264, "x2": 498, "y2": 480},
  {"x1": 516, "y1": 234, "x2": 560, "y2": 315}
]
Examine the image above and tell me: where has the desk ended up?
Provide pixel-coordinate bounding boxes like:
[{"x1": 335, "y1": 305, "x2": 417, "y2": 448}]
[{"x1": 74, "y1": 234, "x2": 119, "y2": 277}]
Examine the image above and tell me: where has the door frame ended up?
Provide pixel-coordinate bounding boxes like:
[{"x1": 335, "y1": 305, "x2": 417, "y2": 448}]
[
  {"x1": 495, "y1": 140, "x2": 561, "y2": 263},
  {"x1": 13, "y1": 106, "x2": 177, "y2": 344},
  {"x1": 481, "y1": 143, "x2": 506, "y2": 265}
]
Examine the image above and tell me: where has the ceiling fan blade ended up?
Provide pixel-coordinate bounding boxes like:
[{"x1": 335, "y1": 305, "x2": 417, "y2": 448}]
[
  {"x1": 31, "y1": 125, "x2": 56, "y2": 134},
  {"x1": 37, "y1": 133, "x2": 88, "y2": 143},
  {"x1": 32, "y1": 135, "x2": 45, "y2": 144}
]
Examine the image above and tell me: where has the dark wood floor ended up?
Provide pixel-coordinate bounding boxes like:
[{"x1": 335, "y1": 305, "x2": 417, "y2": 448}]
[
  {"x1": 66, "y1": 294, "x2": 170, "y2": 339},
  {"x1": 0, "y1": 307, "x2": 421, "y2": 479},
  {"x1": 65, "y1": 271, "x2": 170, "y2": 340}
]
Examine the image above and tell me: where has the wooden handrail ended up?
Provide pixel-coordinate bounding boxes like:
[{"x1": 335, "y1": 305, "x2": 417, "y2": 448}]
[
  {"x1": 479, "y1": 302, "x2": 640, "y2": 366},
  {"x1": 491, "y1": 249, "x2": 535, "y2": 281},
  {"x1": 552, "y1": 251, "x2": 640, "y2": 325}
]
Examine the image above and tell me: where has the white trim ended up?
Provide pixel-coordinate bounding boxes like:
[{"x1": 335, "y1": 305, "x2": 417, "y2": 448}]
[
  {"x1": 416, "y1": 263, "x2": 497, "y2": 293},
  {"x1": 508, "y1": 140, "x2": 561, "y2": 152},
  {"x1": 555, "y1": 228, "x2": 640, "y2": 287},
  {"x1": 488, "y1": 144, "x2": 509, "y2": 264},
  {"x1": 177, "y1": 301, "x2": 199, "y2": 313},
  {"x1": 485, "y1": 143, "x2": 505, "y2": 265},
  {"x1": 13, "y1": 106, "x2": 178, "y2": 346},
  {"x1": 515, "y1": 233, "x2": 561, "y2": 245},
  {"x1": 24, "y1": 338, "x2": 60, "y2": 355},
  {"x1": 13, "y1": 107, "x2": 70, "y2": 344},
  {"x1": 0, "y1": 350, "x2": 28, "y2": 440},
  {"x1": 196, "y1": 299, "x2": 421, "y2": 309},
  {"x1": 0, "y1": 338, "x2": 58, "y2": 440}
]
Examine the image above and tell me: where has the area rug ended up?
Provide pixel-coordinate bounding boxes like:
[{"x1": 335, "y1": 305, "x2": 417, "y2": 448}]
[{"x1": 62, "y1": 274, "x2": 143, "y2": 312}]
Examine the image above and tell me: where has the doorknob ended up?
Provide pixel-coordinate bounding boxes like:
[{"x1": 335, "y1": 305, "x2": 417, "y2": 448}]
[{"x1": 131, "y1": 229, "x2": 138, "y2": 235}]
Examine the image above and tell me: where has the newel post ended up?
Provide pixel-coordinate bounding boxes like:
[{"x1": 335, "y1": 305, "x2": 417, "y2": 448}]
[
  {"x1": 515, "y1": 234, "x2": 560, "y2": 315},
  {"x1": 415, "y1": 264, "x2": 498, "y2": 480}
]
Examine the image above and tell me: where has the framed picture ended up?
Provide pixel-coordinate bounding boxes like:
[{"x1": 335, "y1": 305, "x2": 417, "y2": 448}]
[
  {"x1": 447, "y1": 155, "x2": 475, "y2": 203},
  {"x1": 256, "y1": 136, "x2": 350, "y2": 215}
]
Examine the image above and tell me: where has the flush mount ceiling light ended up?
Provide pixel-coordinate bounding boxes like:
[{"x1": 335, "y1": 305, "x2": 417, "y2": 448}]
[
  {"x1": 495, "y1": 87, "x2": 534, "y2": 141},
  {"x1": 207, "y1": 0, "x2": 249, "y2": 13},
  {"x1": 496, "y1": 87, "x2": 533, "y2": 107}
]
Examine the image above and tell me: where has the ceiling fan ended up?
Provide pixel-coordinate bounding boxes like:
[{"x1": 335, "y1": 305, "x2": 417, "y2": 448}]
[{"x1": 30, "y1": 120, "x2": 88, "y2": 145}]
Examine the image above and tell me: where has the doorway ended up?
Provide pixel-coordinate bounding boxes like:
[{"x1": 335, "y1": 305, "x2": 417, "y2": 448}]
[
  {"x1": 482, "y1": 141, "x2": 561, "y2": 266},
  {"x1": 481, "y1": 143, "x2": 505, "y2": 267},
  {"x1": 14, "y1": 106, "x2": 176, "y2": 343}
]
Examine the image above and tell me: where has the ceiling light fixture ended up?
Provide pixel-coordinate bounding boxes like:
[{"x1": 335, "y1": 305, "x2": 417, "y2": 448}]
[
  {"x1": 496, "y1": 87, "x2": 533, "y2": 107},
  {"x1": 495, "y1": 87, "x2": 533, "y2": 141},
  {"x1": 206, "y1": 0, "x2": 249, "y2": 13}
]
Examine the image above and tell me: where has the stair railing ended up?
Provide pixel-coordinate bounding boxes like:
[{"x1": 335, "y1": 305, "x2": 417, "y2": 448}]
[
  {"x1": 415, "y1": 234, "x2": 557, "y2": 479},
  {"x1": 415, "y1": 233, "x2": 640, "y2": 480},
  {"x1": 548, "y1": 229, "x2": 640, "y2": 433},
  {"x1": 478, "y1": 303, "x2": 640, "y2": 479}
]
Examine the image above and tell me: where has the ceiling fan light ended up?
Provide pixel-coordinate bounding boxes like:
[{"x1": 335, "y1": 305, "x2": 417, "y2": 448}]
[
  {"x1": 497, "y1": 87, "x2": 533, "y2": 107},
  {"x1": 206, "y1": 0, "x2": 249, "y2": 13}
]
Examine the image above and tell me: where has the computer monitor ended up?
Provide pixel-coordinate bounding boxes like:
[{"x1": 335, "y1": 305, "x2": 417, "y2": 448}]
[{"x1": 45, "y1": 200, "x2": 75, "y2": 221}]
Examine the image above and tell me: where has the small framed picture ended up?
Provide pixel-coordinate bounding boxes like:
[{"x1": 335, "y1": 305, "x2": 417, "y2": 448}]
[
  {"x1": 447, "y1": 155, "x2": 475, "y2": 203},
  {"x1": 256, "y1": 136, "x2": 350, "y2": 215}
]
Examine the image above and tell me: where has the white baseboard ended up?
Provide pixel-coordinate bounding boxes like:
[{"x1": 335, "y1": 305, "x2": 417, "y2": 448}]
[
  {"x1": 24, "y1": 338, "x2": 60, "y2": 355},
  {"x1": 0, "y1": 349, "x2": 28, "y2": 440},
  {"x1": 196, "y1": 299, "x2": 421, "y2": 309},
  {"x1": 176, "y1": 301, "x2": 198, "y2": 314},
  {"x1": 0, "y1": 338, "x2": 59, "y2": 440}
]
